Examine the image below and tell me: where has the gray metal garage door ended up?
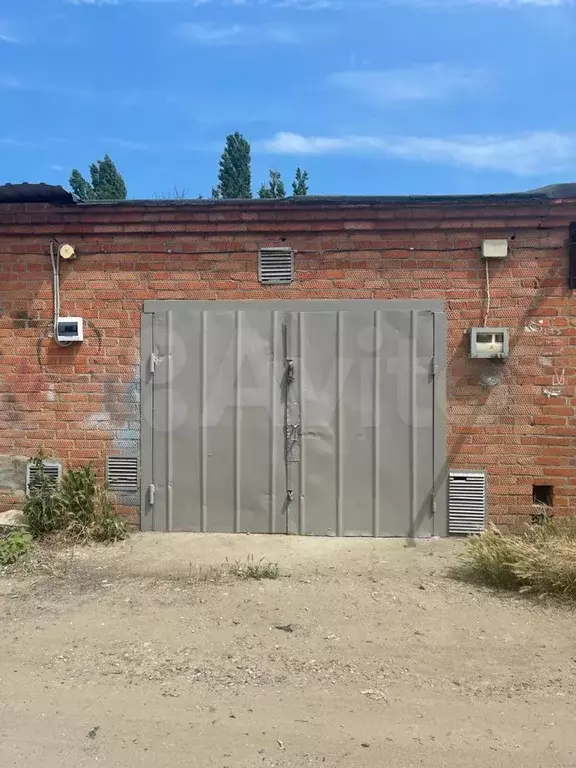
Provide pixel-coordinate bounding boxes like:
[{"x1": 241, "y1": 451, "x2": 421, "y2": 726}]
[{"x1": 141, "y1": 300, "x2": 446, "y2": 537}]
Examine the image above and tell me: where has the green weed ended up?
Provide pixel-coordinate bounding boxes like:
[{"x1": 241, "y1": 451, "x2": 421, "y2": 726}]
[
  {"x1": 0, "y1": 532, "x2": 33, "y2": 566},
  {"x1": 22, "y1": 451, "x2": 127, "y2": 545}
]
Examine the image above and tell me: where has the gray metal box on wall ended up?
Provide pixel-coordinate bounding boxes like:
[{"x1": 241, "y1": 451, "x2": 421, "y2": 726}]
[
  {"x1": 448, "y1": 470, "x2": 486, "y2": 535},
  {"x1": 469, "y1": 328, "x2": 509, "y2": 359}
]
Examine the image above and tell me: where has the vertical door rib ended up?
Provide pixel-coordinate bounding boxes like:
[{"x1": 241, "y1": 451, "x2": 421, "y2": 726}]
[
  {"x1": 234, "y1": 311, "x2": 242, "y2": 533},
  {"x1": 335, "y1": 312, "x2": 343, "y2": 536},
  {"x1": 200, "y1": 310, "x2": 207, "y2": 532},
  {"x1": 372, "y1": 311, "x2": 381, "y2": 537},
  {"x1": 269, "y1": 311, "x2": 278, "y2": 533},
  {"x1": 430, "y1": 310, "x2": 436, "y2": 527},
  {"x1": 166, "y1": 310, "x2": 173, "y2": 532},
  {"x1": 297, "y1": 312, "x2": 305, "y2": 534},
  {"x1": 140, "y1": 312, "x2": 154, "y2": 531},
  {"x1": 431, "y1": 309, "x2": 447, "y2": 536},
  {"x1": 283, "y1": 316, "x2": 290, "y2": 534},
  {"x1": 409, "y1": 310, "x2": 418, "y2": 538}
]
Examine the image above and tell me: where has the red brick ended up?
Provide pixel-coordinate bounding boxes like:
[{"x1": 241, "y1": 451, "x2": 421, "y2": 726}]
[{"x1": 2, "y1": 196, "x2": 576, "y2": 519}]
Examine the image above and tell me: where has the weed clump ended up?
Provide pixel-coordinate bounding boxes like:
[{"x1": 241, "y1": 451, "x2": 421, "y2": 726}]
[
  {"x1": 23, "y1": 451, "x2": 127, "y2": 545},
  {"x1": 0, "y1": 532, "x2": 33, "y2": 566},
  {"x1": 456, "y1": 518, "x2": 576, "y2": 598},
  {"x1": 228, "y1": 555, "x2": 281, "y2": 581}
]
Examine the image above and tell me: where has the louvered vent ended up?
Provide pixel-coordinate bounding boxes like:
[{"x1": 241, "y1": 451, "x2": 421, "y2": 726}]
[
  {"x1": 448, "y1": 471, "x2": 486, "y2": 535},
  {"x1": 106, "y1": 456, "x2": 139, "y2": 492},
  {"x1": 258, "y1": 247, "x2": 294, "y2": 285},
  {"x1": 26, "y1": 461, "x2": 62, "y2": 496}
]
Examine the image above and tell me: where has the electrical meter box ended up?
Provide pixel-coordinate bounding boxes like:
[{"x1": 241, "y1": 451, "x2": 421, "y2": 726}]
[
  {"x1": 482, "y1": 239, "x2": 508, "y2": 259},
  {"x1": 469, "y1": 327, "x2": 509, "y2": 359},
  {"x1": 56, "y1": 317, "x2": 83, "y2": 343}
]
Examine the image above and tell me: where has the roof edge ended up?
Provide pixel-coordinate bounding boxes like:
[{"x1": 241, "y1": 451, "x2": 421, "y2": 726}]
[
  {"x1": 2, "y1": 182, "x2": 576, "y2": 207},
  {"x1": 79, "y1": 192, "x2": 553, "y2": 207},
  {"x1": 0, "y1": 183, "x2": 76, "y2": 205}
]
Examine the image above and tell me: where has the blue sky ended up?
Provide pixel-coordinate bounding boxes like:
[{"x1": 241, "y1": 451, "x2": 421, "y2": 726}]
[{"x1": 1, "y1": 0, "x2": 576, "y2": 198}]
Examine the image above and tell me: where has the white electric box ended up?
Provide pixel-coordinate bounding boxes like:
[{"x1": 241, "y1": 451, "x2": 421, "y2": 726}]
[
  {"x1": 482, "y1": 239, "x2": 508, "y2": 259},
  {"x1": 469, "y1": 327, "x2": 509, "y2": 359},
  {"x1": 56, "y1": 317, "x2": 83, "y2": 343}
]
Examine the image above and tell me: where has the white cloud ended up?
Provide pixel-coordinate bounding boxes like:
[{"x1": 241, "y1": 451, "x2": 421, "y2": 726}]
[
  {"x1": 65, "y1": 0, "x2": 574, "y2": 5},
  {"x1": 327, "y1": 64, "x2": 483, "y2": 106},
  {"x1": 262, "y1": 131, "x2": 576, "y2": 175},
  {"x1": 272, "y1": 0, "x2": 342, "y2": 6},
  {"x1": 471, "y1": 0, "x2": 570, "y2": 5},
  {"x1": 401, "y1": 0, "x2": 572, "y2": 5},
  {"x1": 0, "y1": 73, "x2": 22, "y2": 89},
  {"x1": 0, "y1": 138, "x2": 33, "y2": 148},
  {"x1": 100, "y1": 137, "x2": 150, "y2": 150},
  {"x1": 69, "y1": 0, "x2": 342, "y2": 5},
  {"x1": 176, "y1": 22, "x2": 299, "y2": 45},
  {"x1": 50, "y1": 164, "x2": 65, "y2": 171},
  {"x1": 0, "y1": 21, "x2": 20, "y2": 43},
  {"x1": 69, "y1": 0, "x2": 119, "y2": 5}
]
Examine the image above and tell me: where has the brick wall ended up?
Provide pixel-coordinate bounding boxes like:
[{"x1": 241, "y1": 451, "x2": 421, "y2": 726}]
[{"x1": 1, "y1": 197, "x2": 575, "y2": 528}]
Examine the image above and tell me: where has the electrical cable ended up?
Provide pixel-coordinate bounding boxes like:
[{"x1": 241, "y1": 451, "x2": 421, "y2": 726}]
[
  {"x1": 49, "y1": 239, "x2": 72, "y2": 347},
  {"x1": 69, "y1": 245, "x2": 566, "y2": 258},
  {"x1": 483, "y1": 259, "x2": 491, "y2": 328}
]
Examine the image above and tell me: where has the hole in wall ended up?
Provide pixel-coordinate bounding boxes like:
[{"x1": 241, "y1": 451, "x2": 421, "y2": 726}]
[{"x1": 533, "y1": 484, "x2": 553, "y2": 506}]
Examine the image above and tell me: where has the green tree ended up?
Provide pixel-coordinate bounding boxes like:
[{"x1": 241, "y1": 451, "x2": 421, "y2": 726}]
[
  {"x1": 258, "y1": 169, "x2": 286, "y2": 199},
  {"x1": 69, "y1": 169, "x2": 95, "y2": 200},
  {"x1": 69, "y1": 154, "x2": 127, "y2": 200},
  {"x1": 212, "y1": 132, "x2": 252, "y2": 199},
  {"x1": 292, "y1": 167, "x2": 309, "y2": 196}
]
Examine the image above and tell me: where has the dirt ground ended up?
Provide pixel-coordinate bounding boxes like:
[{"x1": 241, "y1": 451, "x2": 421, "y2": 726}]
[{"x1": 1, "y1": 534, "x2": 576, "y2": 768}]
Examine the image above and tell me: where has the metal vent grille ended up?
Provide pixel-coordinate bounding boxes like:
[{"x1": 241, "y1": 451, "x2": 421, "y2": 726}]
[
  {"x1": 106, "y1": 456, "x2": 139, "y2": 492},
  {"x1": 448, "y1": 471, "x2": 486, "y2": 535},
  {"x1": 258, "y1": 248, "x2": 294, "y2": 285},
  {"x1": 26, "y1": 461, "x2": 62, "y2": 496}
]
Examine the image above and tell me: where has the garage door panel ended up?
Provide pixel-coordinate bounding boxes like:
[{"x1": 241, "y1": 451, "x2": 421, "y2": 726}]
[
  {"x1": 415, "y1": 311, "x2": 435, "y2": 538},
  {"x1": 170, "y1": 311, "x2": 202, "y2": 532},
  {"x1": 340, "y1": 312, "x2": 376, "y2": 536},
  {"x1": 237, "y1": 310, "x2": 285, "y2": 533},
  {"x1": 376, "y1": 311, "x2": 411, "y2": 536},
  {"x1": 203, "y1": 311, "x2": 237, "y2": 531},
  {"x1": 144, "y1": 301, "x2": 445, "y2": 537},
  {"x1": 296, "y1": 312, "x2": 338, "y2": 535}
]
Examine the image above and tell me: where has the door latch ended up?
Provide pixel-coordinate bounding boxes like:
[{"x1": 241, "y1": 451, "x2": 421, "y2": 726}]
[
  {"x1": 287, "y1": 489, "x2": 294, "y2": 504},
  {"x1": 286, "y1": 359, "x2": 295, "y2": 385},
  {"x1": 148, "y1": 483, "x2": 156, "y2": 505}
]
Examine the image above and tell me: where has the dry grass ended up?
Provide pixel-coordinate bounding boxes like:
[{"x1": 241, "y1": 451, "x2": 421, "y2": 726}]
[
  {"x1": 227, "y1": 554, "x2": 281, "y2": 580},
  {"x1": 1, "y1": 537, "x2": 79, "y2": 580},
  {"x1": 190, "y1": 555, "x2": 281, "y2": 583},
  {"x1": 456, "y1": 517, "x2": 576, "y2": 597}
]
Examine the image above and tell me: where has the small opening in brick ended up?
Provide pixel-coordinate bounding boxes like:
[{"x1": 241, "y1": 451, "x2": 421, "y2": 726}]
[{"x1": 533, "y1": 485, "x2": 553, "y2": 506}]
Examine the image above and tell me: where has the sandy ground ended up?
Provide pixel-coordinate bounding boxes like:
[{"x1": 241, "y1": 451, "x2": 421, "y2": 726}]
[{"x1": 1, "y1": 534, "x2": 576, "y2": 767}]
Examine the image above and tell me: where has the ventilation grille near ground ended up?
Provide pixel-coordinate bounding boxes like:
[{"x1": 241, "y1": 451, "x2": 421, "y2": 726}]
[
  {"x1": 106, "y1": 456, "x2": 139, "y2": 492},
  {"x1": 258, "y1": 248, "x2": 294, "y2": 285},
  {"x1": 448, "y1": 470, "x2": 486, "y2": 535},
  {"x1": 25, "y1": 461, "x2": 62, "y2": 496}
]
